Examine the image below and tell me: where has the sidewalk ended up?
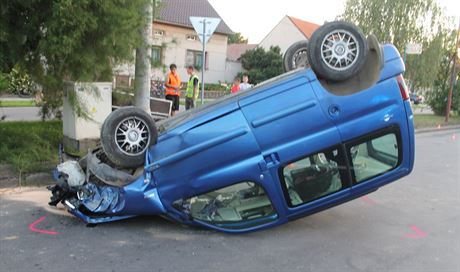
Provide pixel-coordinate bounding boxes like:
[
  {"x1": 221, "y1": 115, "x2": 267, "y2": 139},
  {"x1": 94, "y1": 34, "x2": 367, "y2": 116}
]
[
  {"x1": 0, "y1": 94, "x2": 35, "y2": 101},
  {"x1": 415, "y1": 124, "x2": 460, "y2": 134},
  {"x1": 0, "y1": 106, "x2": 43, "y2": 121}
]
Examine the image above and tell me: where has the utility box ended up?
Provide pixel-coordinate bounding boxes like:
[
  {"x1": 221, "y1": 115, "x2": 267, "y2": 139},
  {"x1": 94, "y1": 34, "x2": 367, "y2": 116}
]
[{"x1": 62, "y1": 82, "x2": 112, "y2": 155}]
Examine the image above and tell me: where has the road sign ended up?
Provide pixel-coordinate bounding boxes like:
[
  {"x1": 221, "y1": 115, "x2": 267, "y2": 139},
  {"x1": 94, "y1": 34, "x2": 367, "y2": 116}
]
[
  {"x1": 189, "y1": 17, "x2": 221, "y2": 105},
  {"x1": 406, "y1": 43, "x2": 423, "y2": 55},
  {"x1": 190, "y1": 17, "x2": 221, "y2": 44}
]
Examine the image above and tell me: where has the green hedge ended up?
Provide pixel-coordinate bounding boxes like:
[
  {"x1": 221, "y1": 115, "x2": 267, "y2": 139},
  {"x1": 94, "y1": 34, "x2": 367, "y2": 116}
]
[
  {"x1": 203, "y1": 83, "x2": 228, "y2": 91},
  {"x1": 0, "y1": 121, "x2": 62, "y2": 173},
  {"x1": 112, "y1": 87, "x2": 135, "y2": 106},
  {"x1": 0, "y1": 73, "x2": 9, "y2": 93}
]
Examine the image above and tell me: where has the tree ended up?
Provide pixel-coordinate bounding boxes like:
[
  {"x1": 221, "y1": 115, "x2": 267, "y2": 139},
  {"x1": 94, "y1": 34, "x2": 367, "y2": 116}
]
[
  {"x1": 228, "y1": 32, "x2": 248, "y2": 44},
  {"x1": 240, "y1": 46, "x2": 283, "y2": 84},
  {"x1": 426, "y1": 28, "x2": 460, "y2": 116},
  {"x1": 341, "y1": 0, "x2": 453, "y2": 91},
  {"x1": 134, "y1": 0, "x2": 154, "y2": 113},
  {"x1": 426, "y1": 58, "x2": 459, "y2": 116},
  {"x1": 0, "y1": 0, "x2": 150, "y2": 118}
]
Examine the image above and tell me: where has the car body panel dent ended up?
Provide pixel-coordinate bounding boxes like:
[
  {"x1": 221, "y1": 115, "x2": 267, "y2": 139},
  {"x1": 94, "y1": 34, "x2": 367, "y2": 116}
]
[{"x1": 79, "y1": 183, "x2": 126, "y2": 214}]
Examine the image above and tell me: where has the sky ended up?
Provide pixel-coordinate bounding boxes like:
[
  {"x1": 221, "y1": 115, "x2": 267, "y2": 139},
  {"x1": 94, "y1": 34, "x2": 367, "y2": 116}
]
[{"x1": 208, "y1": 0, "x2": 460, "y2": 44}]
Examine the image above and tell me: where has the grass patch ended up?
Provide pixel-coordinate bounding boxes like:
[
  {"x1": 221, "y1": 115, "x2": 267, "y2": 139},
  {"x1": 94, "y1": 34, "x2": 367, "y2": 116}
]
[
  {"x1": 0, "y1": 121, "x2": 62, "y2": 174},
  {"x1": 0, "y1": 100, "x2": 36, "y2": 107},
  {"x1": 413, "y1": 114, "x2": 460, "y2": 129}
]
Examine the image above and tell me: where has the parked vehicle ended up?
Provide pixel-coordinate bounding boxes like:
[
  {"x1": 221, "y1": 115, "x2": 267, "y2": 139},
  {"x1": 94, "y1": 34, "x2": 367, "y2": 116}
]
[
  {"x1": 409, "y1": 92, "x2": 424, "y2": 104},
  {"x1": 49, "y1": 22, "x2": 415, "y2": 233}
]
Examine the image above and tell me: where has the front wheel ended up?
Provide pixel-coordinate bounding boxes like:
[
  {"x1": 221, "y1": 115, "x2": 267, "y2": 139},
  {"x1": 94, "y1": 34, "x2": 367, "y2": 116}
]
[
  {"x1": 101, "y1": 107, "x2": 157, "y2": 168},
  {"x1": 308, "y1": 21, "x2": 368, "y2": 82}
]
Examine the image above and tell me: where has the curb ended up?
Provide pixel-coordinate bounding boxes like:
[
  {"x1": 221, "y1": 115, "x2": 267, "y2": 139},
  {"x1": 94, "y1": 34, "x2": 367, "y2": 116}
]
[{"x1": 415, "y1": 125, "x2": 460, "y2": 134}]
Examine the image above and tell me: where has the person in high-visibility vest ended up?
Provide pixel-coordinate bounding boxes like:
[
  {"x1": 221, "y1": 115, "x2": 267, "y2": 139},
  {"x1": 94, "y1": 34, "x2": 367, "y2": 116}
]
[
  {"x1": 164, "y1": 64, "x2": 181, "y2": 116},
  {"x1": 185, "y1": 65, "x2": 200, "y2": 110}
]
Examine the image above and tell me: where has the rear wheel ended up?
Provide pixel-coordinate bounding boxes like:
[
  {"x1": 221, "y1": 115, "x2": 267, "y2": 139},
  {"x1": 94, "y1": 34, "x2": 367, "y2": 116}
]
[
  {"x1": 308, "y1": 21, "x2": 368, "y2": 82},
  {"x1": 283, "y1": 40, "x2": 310, "y2": 72},
  {"x1": 101, "y1": 107, "x2": 157, "y2": 168}
]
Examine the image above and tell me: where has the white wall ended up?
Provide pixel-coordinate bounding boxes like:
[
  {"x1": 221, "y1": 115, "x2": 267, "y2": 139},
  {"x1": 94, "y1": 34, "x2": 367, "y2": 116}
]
[
  {"x1": 152, "y1": 23, "x2": 229, "y2": 84},
  {"x1": 113, "y1": 23, "x2": 231, "y2": 85},
  {"x1": 225, "y1": 60, "x2": 243, "y2": 83},
  {"x1": 259, "y1": 16, "x2": 307, "y2": 55}
]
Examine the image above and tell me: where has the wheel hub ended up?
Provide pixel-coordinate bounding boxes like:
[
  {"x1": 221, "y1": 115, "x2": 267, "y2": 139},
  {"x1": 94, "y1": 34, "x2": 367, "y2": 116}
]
[
  {"x1": 334, "y1": 43, "x2": 346, "y2": 56},
  {"x1": 293, "y1": 49, "x2": 309, "y2": 68},
  {"x1": 115, "y1": 117, "x2": 150, "y2": 156},
  {"x1": 128, "y1": 130, "x2": 139, "y2": 142},
  {"x1": 320, "y1": 29, "x2": 359, "y2": 71}
]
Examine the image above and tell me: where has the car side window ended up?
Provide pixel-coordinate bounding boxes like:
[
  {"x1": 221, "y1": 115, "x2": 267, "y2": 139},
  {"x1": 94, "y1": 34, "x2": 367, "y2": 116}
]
[
  {"x1": 173, "y1": 182, "x2": 277, "y2": 229},
  {"x1": 281, "y1": 147, "x2": 346, "y2": 206},
  {"x1": 348, "y1": 132, "x2": 400, "y2": 183}
]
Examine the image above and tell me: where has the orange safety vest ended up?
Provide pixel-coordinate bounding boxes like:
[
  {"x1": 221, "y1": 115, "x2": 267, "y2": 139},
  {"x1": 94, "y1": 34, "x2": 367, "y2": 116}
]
[{"x1": 165, "y1": 72, "x2": 181, "y2": 96}]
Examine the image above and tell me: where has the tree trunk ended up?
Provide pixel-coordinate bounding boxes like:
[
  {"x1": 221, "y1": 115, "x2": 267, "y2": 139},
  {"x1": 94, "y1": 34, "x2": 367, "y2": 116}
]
[{"x1": 134, "y1": 1, "x2": 153, "y2": 113}]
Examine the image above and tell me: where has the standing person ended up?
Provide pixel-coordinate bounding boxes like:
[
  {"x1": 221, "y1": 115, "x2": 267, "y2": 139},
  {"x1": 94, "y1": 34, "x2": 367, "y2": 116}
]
[
  {"x1": 185, "y1": 65, "x2": 200, "y2": 110},
  {"x1": 165, "y1": 64, "x2": 181, "y2": 116},
  {"x1": 231, "y1": 77, "x2": 241, "y2": 94},
  {"x1": 239, "y1": 74, "x2": 252, "y2": 91}
]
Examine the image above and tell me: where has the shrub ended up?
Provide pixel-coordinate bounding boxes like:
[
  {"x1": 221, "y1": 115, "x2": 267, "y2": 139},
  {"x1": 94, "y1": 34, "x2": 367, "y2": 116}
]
[
  {"x1": 203, "y1": 83, "x2": 228, "y2": 91},
  {"x1": 240, "y1": 46, "x2": 283, "y2": 84},
  {"x1": 426, "y1": 80, "x2": 459, "y2": 116},
  {"x1": 112, "y1": 87, "x2": 135, "y2": 106},
  {"x1": 0, "y1": 121, "x2": 62, "y2": 173},
  {"x1": 0, "y1": 73, "x2": 8, "y2": 93},
  {"x1": 7, "y1": 65, "x2": 35, "y2": 97}
]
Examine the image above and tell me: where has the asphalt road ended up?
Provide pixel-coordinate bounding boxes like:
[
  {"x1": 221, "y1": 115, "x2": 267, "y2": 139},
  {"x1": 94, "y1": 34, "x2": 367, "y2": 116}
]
[
  {"x1": 0, "y1": 107, "x2": 44, "y2": 121},
  {"x1": 0, "y1": 130, "x2": 459, "y2": 272}
]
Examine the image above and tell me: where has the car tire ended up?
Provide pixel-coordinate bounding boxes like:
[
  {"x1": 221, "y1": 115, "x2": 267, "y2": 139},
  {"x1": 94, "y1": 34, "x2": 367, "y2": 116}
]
[
  {"x1": 100, "y1": 106, "x2": 157, "y2": 168},
  {"x1": 283, "y1": 40, "x2": 310, "y2": 72},
  {"x1": 308, "y1": 21, "x2": 368, "y2": 82}
]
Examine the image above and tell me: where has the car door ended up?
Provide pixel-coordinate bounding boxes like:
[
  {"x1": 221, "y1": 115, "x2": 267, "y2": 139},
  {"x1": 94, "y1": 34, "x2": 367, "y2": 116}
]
[
  {"x1": 239, "y1": 70, "x2": 352, "y2": 219},
  {"x1": 309, "y1": 45, "x2": 413, "y2": 196}
]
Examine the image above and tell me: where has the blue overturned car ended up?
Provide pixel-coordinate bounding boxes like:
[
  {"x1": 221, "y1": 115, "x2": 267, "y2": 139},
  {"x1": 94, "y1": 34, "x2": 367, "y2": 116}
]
[{"x1": 49, "y1": 21, "x2": 415, "y2": 233}]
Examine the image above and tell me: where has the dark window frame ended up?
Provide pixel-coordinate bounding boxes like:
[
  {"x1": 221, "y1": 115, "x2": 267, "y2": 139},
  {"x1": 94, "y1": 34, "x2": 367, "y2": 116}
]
[
  {"x1": 151, "y1": 46, "x2": 162, "y2": 66},
  {"x1": 277, "y1": 125, "x2": 402, "y2": 207},
  {"x1": 172, "y1": 180, "x2": 279, "y2": 229},
  {"x1": 186, "y1": 49, "x2": 209, "y2": 70},
  {"x1": 345, "y1": 125, "x2": 402, "y2": 184},
  {"x1": 278, "y1": 144, "x2": 351, "y2": 207}
]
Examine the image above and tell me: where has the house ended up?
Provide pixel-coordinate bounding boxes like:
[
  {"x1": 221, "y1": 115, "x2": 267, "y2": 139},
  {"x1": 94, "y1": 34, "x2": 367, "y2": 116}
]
[
  {"x1": 225, "y1": 43, "x2": 257, "y2": 82},
  {"x1": 114, "y1": 0, "x2": 234, "y2": 87},
  {"x1": 259, "y1": 16, "x2": 320, "y2": 55}
]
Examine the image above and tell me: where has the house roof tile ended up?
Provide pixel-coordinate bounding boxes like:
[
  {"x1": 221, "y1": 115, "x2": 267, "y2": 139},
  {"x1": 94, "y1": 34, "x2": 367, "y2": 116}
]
[
  {"x1": 287, "y1": 16, "x2": 320, "y2": 38},
  {"x1": 156, "y1": 0, "x2": 233, "y2": 35}
]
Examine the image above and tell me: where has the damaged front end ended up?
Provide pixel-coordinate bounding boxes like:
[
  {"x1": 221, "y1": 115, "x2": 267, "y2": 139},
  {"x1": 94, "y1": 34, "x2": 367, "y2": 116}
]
[{"x1": 48, "y1": 148, "x2": 165, "y2": 224}]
